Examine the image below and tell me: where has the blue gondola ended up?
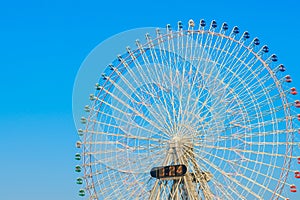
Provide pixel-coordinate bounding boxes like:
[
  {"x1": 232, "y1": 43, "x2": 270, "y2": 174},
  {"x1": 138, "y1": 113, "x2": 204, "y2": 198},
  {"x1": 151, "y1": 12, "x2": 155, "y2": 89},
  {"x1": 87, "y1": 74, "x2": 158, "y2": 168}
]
[
  {"x1": 109, "y1": 64, "x2": 115, "y2": 70},
  {"x1": 254, "y1": 38, "x2": 260, "y2": 45},
  {"x1": 200, "y1": 19, "x2": 206, "y2": 27},
  {"x1": 211, "y1": 20, "x2": 217, "y2": 28},
  {"x1": 222, "y1": 23, "x2": 228, "y2": 31},
  {"x1": 243, "y1": 31, "x2": 250, "y2": 39},
  {"x1": 233, "y1": 26, "x2": 239, "y2": 34},
  {"x1": 117, "y1": 55, "x2": 122, "y2": 61},
  {"x1": 178, "y1": 21, "x2": 183, "y2": 29},
  {"x1": 101, "y1": 73, "x2": 108, "y2": 80},
  {"x1": 279, "y1": 64, "x2": 286, "y2": 72},
  {"x1": 271, "y1": 54, "x2": 278, "y2": 62},
  {"x1": 166, "y1": 24, "x2": 172, "y2": 31},
  {"x1": 262, "y1": 45, "x2": 269, "y2": 53}
]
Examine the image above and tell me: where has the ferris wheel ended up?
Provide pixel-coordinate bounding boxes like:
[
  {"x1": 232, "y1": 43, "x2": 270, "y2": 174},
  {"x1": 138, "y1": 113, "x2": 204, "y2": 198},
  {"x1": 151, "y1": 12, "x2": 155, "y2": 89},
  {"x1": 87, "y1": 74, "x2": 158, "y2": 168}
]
[{"x1": 73, "y1": 19, "x2": 300, "y2": 199}]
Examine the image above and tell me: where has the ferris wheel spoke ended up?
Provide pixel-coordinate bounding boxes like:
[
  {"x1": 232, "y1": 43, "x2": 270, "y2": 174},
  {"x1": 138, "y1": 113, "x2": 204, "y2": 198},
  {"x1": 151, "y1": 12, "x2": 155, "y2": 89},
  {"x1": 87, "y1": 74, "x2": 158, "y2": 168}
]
[
  {"x1": 91, "y1": 109, "x2": 165, "y2": 139},
  {"x1": 228, "y1": 79, "x2": 282, "y2": 114},
  {"x1": 200, "y1": 129, "x2": 286, "y2": 145},
  {"x1": 217, "y1": 51, "x2": 251, "y2": 92},
  {"x1": 163, "y1": 40, "x2": 183, "y2": 129},
  {"x1": 183, "y1": 31, "x2": 223, "y2": 121},
  {"x1": 223, "y1": 42, "x2": 259, "y2": 81},
  {"x1": 91, "y1": 114, "x2": 167, "y2": 140},
  {"x1": 116, "y1": 47, "x2": 175, "y2": 135},
  {"x1": 208, "y1": 179, "x2": 236, "y2": 200},
  {"x1": 95, "y1": 87, "x2": 169, "y2": 137},
  {"x1": 180, "y1": 146, "x2": 241, "y2": 200},
  {"x1": 198, "y1": 143, "x2": 296, "y2": 161},
  {"x1": 176, "y1": 31, "x2": 192, "y2": 131},
  {"x1": 131, "y1": 54, "x2": 172, "y2": 130},
  {"x1": 220, "y1": 75, "x2": 267, "y2": 113},
  {"x1": 189, "y1": 92, "x2": 248, "y2": 134},
  {"x1": 84, "y1": 131, "x2": 162, "y2": 145},
  {"x1": 144, "y1": 36, "x2": 185, "y2": 134},
  {"x1": 198, "y1": 155, "x2": 263, "y2": 199},
  {"x1": 229, "y1": 85, "x2": 275, "y2": 111},
  {"x1": 181, "y1": 148, "x2": 249, "y2": 200},
  {"x1": 164, "y1": 31, "x2": 184, "y2": 128},
  {"x1": 227, "y1": 106, "x2": 292, "y2": 128},
  {"x1": 180, "y1": 63, "x2": 255, "y2": 128},
  {"x1": 237, "y1": 116, "x2": 291, "y2": 130},
  {"x1": 134, "y1": 40, "x2": 178, "y2": 134},
  {"x1": 194, "y1": 149, "x2": 285, "y2": 199},
  {"x1": 196, "y1": 78, "x2": 266, "y2": 131},
  {"x1": 208, "y1": 47, "x2": 272, "y2": 108},
  {"x1": 192, "y1": 149, "x2": 289, "y2": 199},
  {"x1": 237, "y1": 129, "x2": 297, "y2": 141},
  {"x1": 85, "y1": 149, "x2": 167, "y2": 172},
  {"x1": 107, "y1": 65, "x2": 173, "y2": 135},
  {"x1": 185, "y1": 31, "x2": 225, "y2": 113},
  {"x1": 234, "y1": 92, "x2": 291, "y2": 116}
]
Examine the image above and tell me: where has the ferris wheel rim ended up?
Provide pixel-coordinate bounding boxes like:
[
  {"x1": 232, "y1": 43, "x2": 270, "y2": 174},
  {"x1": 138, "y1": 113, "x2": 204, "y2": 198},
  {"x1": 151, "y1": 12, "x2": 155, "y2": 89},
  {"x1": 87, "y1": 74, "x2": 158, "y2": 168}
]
[{"x1": 74, "y1": 20, "x2": 300, "y2": 200}]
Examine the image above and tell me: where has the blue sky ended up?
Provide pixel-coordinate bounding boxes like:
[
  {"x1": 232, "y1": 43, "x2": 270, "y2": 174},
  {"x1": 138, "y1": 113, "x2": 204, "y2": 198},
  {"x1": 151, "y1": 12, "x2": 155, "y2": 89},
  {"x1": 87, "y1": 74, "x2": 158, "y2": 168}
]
[{"x1": 0, "y1": 0, "x2": 299, "y2": 199}]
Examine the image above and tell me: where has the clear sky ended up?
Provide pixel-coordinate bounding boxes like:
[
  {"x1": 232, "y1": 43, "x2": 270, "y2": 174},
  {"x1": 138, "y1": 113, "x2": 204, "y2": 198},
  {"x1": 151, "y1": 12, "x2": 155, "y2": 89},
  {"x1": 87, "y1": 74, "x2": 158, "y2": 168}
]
[{"x1": 0, "y1": 0, "x2": 299, "y2": 199}]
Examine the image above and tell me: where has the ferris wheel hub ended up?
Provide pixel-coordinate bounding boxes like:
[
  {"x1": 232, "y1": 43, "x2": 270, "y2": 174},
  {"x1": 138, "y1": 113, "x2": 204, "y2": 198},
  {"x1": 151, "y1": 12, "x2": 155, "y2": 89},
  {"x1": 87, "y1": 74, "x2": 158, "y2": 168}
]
[{"x1": 169, "y1": 136, "x2": 193, "y2": 149}]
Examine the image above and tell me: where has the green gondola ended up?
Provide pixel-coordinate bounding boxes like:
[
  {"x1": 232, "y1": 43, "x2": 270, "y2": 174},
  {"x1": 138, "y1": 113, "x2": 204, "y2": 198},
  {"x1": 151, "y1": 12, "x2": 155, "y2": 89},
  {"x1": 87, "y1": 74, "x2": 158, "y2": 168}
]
[
  {"x1": 79, "y1": 189, "x2": 85, "y2": 196},
  {"x1": 75, "y1": 153, "x2": 81, "y2": 160},
  {"x1": 76, "y1": 177, "x2": 83, "y2": 185},
  {"x1": 75, "y1": 165, "x2": 81, "y2": 172}
]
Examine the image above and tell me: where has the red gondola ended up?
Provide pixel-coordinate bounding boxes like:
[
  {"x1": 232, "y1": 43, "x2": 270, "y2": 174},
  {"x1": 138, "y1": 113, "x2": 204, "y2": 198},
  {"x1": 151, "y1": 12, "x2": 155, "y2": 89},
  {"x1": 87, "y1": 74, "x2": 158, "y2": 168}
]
[
  {"x1": 295, "y1": 171, "x2": 300, "y2": 179},
  {"x1": 295, "y1": 100, "x2": 300, "y2": 108},
  {"x1": 285, "y1": 75, "x2": 292, "y2": 83},
  {"x1": 290, "y1": 87, "x2": 297, "y2": 95},
  {"x1": 290, "y1": 185, "x2": 297, "y2": 193},
  {"x1": 298, "y1": 157, "x2": 300, "y2": 164}
]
